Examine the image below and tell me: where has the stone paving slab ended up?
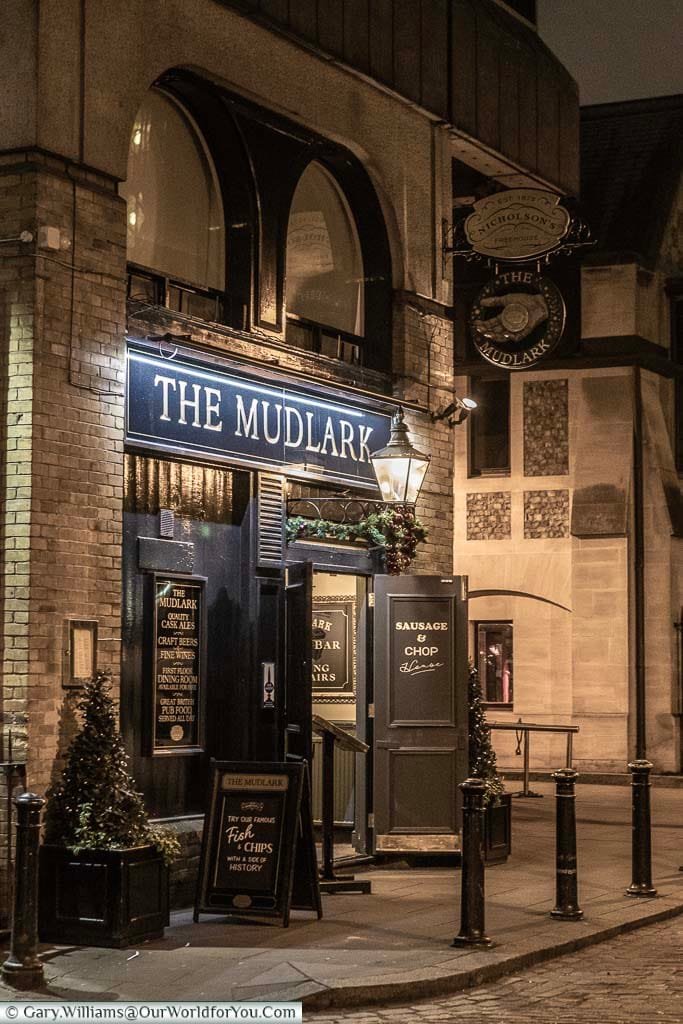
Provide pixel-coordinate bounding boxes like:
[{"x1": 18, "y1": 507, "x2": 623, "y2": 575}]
[{"x1": 1, "y1": 783, "x2": 682, "y2": 1008}]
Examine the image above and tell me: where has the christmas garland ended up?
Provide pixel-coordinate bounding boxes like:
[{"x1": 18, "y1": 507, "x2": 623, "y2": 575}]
[{"x1": 286, "y1": 507, "x2": 428, "y2": 574}]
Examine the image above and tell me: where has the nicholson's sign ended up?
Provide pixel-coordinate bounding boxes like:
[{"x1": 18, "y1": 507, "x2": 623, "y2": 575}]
[
  {"x1": 465, "y1": 189, "x2": 570, "y2": 262},
  {"x1": 126, "y1": 349, "x2": 392, "y2": 486}
]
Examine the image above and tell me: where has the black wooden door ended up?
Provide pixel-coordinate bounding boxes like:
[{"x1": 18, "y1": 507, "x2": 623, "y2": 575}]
[
  {"x1": 284, "y1": 562, "x2": 313, "y2": 764},
  {"x1": 121, "y1": 455, "x2": 251, "y2": 819},
  {"x1": 373, "y1": 575, "x2": 468, "y2": 853}
]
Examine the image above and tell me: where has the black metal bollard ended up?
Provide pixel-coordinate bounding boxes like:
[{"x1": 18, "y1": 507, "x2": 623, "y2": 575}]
[
  {"x1": 550, "y1": 768, "x2": 583, "y2": 920},
  {"x1": 2, "y1": 792, "x2": 45, "y2": 990},
  {"x1": 452, "y1": 777, "x2": 493, "y2": 948},
  {"x1": 626, "y1": 759, "x2": 657, "y2": 897}
]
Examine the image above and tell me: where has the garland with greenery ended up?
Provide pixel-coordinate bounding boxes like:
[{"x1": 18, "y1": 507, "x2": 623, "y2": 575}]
[
  {"x1": 468, "y1": 664, "x2": 504, "y2": 807},
  {"x1": 44, "y1": 670, "x2": 180, "y2": 865},
  {"x1": 286, "y1": 506, "x2": 428, "y2": 574}
]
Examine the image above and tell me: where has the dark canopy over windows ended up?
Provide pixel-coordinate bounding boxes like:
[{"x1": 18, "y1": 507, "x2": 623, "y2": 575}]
[{"x1": 122, "y1": 71, "x2": 391, "y2": 374}]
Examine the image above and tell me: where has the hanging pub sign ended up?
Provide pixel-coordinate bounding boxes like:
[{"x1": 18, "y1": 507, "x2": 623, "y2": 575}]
[
  {"x1": 126, "y1": 348, "x2": 392, "y2": 488},
  {"x1": 464, "y1": 189, "x2": 571, "y2": 262},
  {"x1": 389, "y1": 597, "x2": 454, "y2": 723},
  {"x1": 469, "y1": 270, "x2": 566, "y2": 369},
  {"x1": 312, "y1": 596, "x2": 356, "y2": 703},
  {"x1": 194, "y1": 760, "x2": 322, "y2": 928},
  {"x1": 149, "y1": 575, "x2": 206, "y2": 755}
]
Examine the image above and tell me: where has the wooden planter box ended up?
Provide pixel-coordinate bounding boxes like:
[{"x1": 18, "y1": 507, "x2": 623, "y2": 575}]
[
  {"x1": 39, "y1": 844, "x2": 168, "y2": 948},
  {"x1": 483, "y1": 792, "x2": 512, "y2": 864}
]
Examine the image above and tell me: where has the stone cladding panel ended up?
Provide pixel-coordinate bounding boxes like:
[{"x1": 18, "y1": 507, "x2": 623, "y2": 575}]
[
  {"x1": 523, "y1": 379, "x2": 569, "y2": 476},
  {"x1": 524, "y1": 489, "x2": 570, "y2": 538},
  {"x1": 466, "y1": 492, "x2": 511, "y2": 540}
]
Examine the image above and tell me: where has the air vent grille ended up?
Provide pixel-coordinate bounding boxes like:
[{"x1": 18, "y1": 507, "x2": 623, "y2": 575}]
[
  {"x1": 257, "y1": 473, "x2": 285, "y2": 566},
  {"x1": 159, "y1": 508, "x2": 175, "y2": 539}
]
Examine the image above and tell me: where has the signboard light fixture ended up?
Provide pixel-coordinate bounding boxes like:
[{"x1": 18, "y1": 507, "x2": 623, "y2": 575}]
[{"x1": 431, "y1": 395, "x2": 477, "y2": 428}]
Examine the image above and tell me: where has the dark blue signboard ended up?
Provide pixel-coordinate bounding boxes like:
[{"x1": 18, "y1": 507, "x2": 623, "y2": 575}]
[{"x1": 126, "y1": 349, "x2": 393, "y2": 487}]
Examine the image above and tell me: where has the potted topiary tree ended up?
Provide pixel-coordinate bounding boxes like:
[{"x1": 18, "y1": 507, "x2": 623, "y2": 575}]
[
  {"x1": 39, "y1": 670, "x2": 179, "y2": 948},
  {"x1": 468, "y1": 665, "x2": 512, "y2": 864}
]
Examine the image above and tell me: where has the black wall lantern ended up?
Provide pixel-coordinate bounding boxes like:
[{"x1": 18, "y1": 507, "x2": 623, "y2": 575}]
[{"x1": 369, "y1": 408, "x2": 430, "y2": 506}]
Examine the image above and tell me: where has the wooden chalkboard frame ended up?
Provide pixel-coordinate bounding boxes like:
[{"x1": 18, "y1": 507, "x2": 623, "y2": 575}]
[
  {"x1": 194, "y1": 760, "x2": 322, "y2": 928},
  {"x1": 144, "y1": 572, "x2": 207, "y2": 757}
]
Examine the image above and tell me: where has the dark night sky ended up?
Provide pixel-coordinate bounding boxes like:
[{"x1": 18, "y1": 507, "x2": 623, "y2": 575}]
[{"x1": 537, "y1": 0, "x2": 683, "y2": 106}]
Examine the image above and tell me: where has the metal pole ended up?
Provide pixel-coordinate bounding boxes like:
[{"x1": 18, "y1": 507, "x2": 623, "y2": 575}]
[
  {"x1": 522, "y1": 729, "x2": 530, "y2": 795},
  {"x1": 2, "y1": 792, "x2": 45, "y2": 990},
  {"x1": 550, "y1": 768, "x2": 583, "y2": 920},
  {"x1": 320, "y1": 731, "x2": 336, "y2": 882},
  {"x1": 452, "y1": 778, "x2": 492, "y2": 948},
  {"x1": 626, "y1": 759, "x2": 657, "y2": 897},
  {"x1": 633, "y1": 366, "x2": 647, "y2": 759}
]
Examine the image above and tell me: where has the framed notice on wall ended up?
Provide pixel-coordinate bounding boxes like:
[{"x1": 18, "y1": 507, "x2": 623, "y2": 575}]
[
  {"x1": 312, "y1": 596, "x2": 356, "y2": 703},
  {"x1": 147, "y1": 573, "x2": 206, "y2": 755}
]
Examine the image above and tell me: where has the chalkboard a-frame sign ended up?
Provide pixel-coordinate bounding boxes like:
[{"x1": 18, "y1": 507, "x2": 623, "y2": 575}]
[{"x1": 194, "y1": 761, "x2": 322, "y2": 928}]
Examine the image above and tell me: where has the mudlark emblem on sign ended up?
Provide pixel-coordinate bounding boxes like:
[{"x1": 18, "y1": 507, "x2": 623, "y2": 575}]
[{"x1": 470, "y1": 271, "x2": 566, "y2": 369}]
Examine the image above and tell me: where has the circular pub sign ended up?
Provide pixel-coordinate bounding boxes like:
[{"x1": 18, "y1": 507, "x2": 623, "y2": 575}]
[{"x1": 469, "y1": 270, "x2": 566, "y2": 369}]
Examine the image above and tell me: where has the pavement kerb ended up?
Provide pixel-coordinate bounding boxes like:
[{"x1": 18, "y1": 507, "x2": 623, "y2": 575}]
[{"x1": 302, "y1": 896, "x2": 683, "y2": 1011}]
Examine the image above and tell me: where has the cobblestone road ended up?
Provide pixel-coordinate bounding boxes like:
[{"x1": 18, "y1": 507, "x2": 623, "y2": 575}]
[{"x1": 308, "y1": 914, "x2": 683, "y2": 1024}]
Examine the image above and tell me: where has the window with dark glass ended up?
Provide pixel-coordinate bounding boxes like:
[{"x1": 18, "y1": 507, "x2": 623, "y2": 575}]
[
  {"x1": 285, "y1": 161, "x2": 364, "y2": 365},
  {"x1": 475, "y1": 622, "x2": 513, "y2": 705},
  {"x1": 469, "y1": 377, "x2": 511, "y2": 475},
  {"x1": 120, "y1": 88, "x2": 225, "y2": 320}
]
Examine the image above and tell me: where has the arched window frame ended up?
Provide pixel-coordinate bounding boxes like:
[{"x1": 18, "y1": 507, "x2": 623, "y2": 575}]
[
  {"x1": 285, "y1": 160, "x2": 366, "y2": 365},
  {"x1": 282, "y1": 148, "x2": 392, "y2": 373},
  {"x1": 123, "y1": 86, "x2": 228, "y2": 324},
  {"x1": 123, "y1": 72, "x2": 392, "y2": 373}
]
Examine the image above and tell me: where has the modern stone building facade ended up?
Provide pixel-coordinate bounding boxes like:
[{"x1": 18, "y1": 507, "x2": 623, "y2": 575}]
[
  {"x1": 456, "y1": 95, "x2": 683, "y2": 776},
  {"x1": 0, "y1": 0, "x2": 580, "y2": 911}
]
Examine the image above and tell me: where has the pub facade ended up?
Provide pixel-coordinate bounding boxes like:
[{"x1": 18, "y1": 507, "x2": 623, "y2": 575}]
[{"x1": 0, "y1": 0, "x2": 579, "y2": 905}]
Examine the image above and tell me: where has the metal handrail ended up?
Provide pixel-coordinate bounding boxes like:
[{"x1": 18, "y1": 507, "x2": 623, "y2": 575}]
[{"x1": 487, "y1": 719, "x2": 579, "y2": 798}]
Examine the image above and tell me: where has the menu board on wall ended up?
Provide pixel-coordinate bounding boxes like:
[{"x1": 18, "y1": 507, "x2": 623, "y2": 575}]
[
  {"x1": 194, "y1": 761, "x2": 322, "y2": 928},
  {"x1": 312, "y1": 596, "x2": 356, "y2": 703},
  {"x1": 152, "y1": 576, "x2": 205, "y2": 753},
  {"x1": 389, "y1": 597, "x2": 454, "y2": 724}
]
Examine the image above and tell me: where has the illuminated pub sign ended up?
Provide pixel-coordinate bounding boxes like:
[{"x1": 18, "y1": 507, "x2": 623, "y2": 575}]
[{"x1": 126, "y1": 348, "x2": 392, "y2": 487}]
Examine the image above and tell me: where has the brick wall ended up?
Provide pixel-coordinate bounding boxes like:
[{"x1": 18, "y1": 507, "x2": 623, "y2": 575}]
[
  {"x1": 392, "y1": 299, "x2": 455, "y2": 574},
  {"x1": 0, "y1": 153, "x2": 126, "y2": 805}
]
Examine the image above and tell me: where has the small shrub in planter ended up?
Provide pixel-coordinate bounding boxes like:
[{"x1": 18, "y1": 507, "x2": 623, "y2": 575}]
[
  {"x1": 40, "y1": 671, "x2": 180, "y2": 948},
  {"x1": 468, "y1": 665, "x2": 511, "y2": 864}
]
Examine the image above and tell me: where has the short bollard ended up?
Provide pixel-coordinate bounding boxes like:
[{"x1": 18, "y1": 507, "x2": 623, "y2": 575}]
[
  {"x1": 550, "y1": 768, "x2": 583, "y2": 920},
  {"x1": 626, "y1": 759, "x2": 657, "y2": 897},
  {"x1": 452, "y1": 777, "x2": 493, "y2": 948},
  {"x1": 2, "y1": 792, "x2": 45, "y2": 990}
]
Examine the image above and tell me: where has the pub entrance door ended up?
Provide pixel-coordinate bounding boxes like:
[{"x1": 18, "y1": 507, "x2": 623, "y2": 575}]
[
  {"x1": 373, "y1": 575, "x2": 468, "y2": 854},
  {"x1": 310, "y1": 572, "x2": 369, "y2": 852}
]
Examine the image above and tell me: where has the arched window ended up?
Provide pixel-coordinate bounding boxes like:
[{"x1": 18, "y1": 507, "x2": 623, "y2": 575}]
[
  {"x1": 121, "y1": 89, "x2": 225, "y2": 319},
  {"x1": 285, "y1": 162, "x2": 364, "y2": 362}
]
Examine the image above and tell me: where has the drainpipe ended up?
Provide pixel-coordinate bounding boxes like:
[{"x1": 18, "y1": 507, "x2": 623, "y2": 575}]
[{"x1": 633, "y1": 366, "x2": 646, "y2": 759}]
